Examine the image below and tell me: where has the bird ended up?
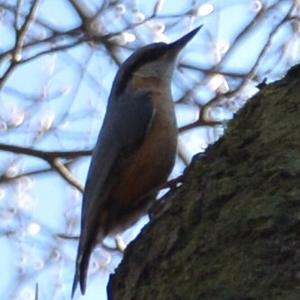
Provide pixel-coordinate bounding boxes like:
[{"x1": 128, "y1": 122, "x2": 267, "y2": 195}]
[{"x1": 71, "y1": 25, "x2": 202, "y2": 297}]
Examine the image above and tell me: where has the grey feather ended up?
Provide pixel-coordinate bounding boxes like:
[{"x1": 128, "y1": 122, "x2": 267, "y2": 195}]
[{"x1": 72, "y1": 88, "x2": 154, "y2": 297}]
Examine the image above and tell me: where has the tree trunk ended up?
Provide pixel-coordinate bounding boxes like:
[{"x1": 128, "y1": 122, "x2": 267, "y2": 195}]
[{"x1": 108, "y1": 64, "x2": 300, "y2": 300}]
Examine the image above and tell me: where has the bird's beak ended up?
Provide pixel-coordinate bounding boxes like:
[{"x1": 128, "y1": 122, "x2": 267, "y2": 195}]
[{"x1": 169, "y1": 25, "x2": 203, "y2": 53}]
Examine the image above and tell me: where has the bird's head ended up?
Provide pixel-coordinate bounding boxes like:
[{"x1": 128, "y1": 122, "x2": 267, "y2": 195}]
[{"x1": 111, "y1": 26, "x2": 202, "y2": 96}]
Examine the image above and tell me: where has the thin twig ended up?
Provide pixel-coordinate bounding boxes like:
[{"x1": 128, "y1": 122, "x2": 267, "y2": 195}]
[
  {"x1": 14, "y1": 0, "x2": 40, "y2": 61},
  {"x1": 50, "y1": 158, "x2": 84, "y2": 192},
  {"x1": 0, "y1": 0, "x2": 40, "y2": 90}
]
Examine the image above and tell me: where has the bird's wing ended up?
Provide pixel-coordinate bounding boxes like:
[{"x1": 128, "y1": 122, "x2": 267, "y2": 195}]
[{"x1": 72, "y1": 89, "x2": 154, "y2": 297}]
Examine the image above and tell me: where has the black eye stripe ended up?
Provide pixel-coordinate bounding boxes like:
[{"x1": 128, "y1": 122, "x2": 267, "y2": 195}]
[{"x1": 112, "y1": 43, "x2": 169, "y2": 97}]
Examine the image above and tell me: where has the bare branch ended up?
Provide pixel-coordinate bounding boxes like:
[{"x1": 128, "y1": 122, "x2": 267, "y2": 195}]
[{"x1": 0, "y1": 143, "x2": 92, "y2": 159}]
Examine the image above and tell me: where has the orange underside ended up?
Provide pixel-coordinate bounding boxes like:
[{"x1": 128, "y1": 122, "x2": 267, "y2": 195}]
[{"x1": 108, "y1": 76, "x2": 177, "y2": 221}]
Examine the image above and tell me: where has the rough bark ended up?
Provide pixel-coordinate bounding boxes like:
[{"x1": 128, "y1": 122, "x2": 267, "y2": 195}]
[{"x1": 108, "y1": 64, "x2": 300, "y2": 300}]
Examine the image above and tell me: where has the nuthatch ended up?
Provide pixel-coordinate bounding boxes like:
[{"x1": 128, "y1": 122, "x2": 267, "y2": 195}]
[{"x1": 72, "y1": 26, "x2": 202, "y2": 297}]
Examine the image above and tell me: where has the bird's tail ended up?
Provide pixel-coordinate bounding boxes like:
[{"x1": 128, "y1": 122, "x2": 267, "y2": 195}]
[{"x1": 71, "y1": 238, "x2": 94, "y2": 298}]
